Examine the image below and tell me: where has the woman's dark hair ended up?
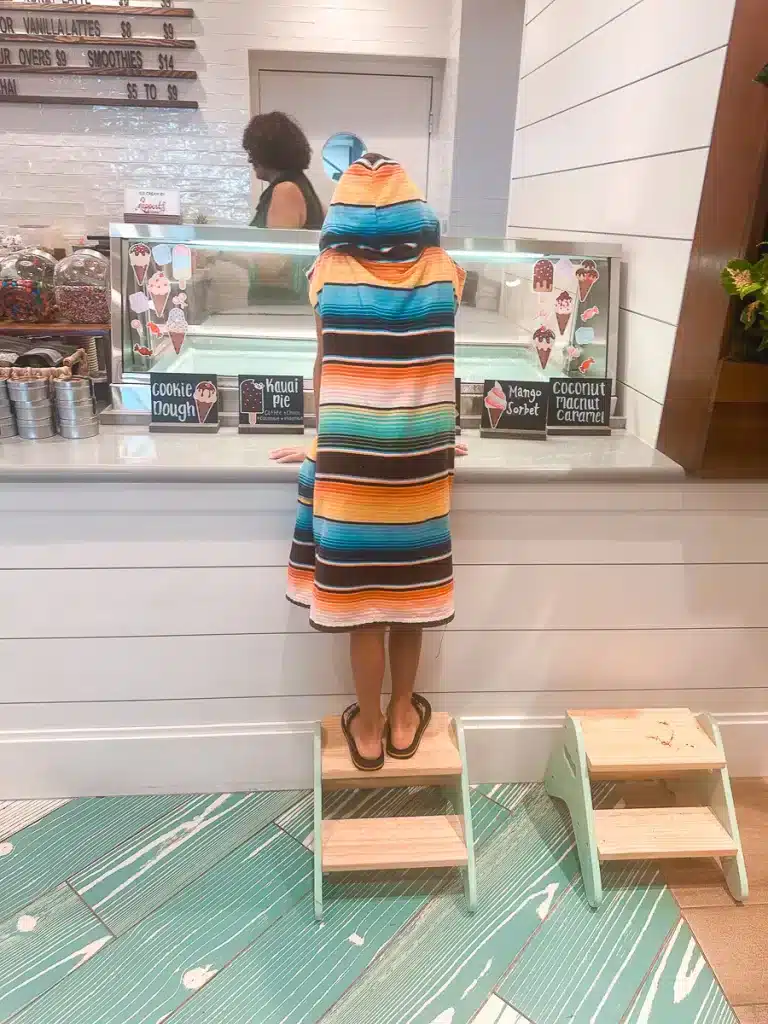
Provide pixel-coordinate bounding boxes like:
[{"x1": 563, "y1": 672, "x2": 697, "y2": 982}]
[{"x1": 242, "y1": 111, "x2": 312, "y2": 173}]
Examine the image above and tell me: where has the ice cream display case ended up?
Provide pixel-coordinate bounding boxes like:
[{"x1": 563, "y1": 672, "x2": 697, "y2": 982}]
[{"x1": 108, "y1": 224, "x2": 621, "y2": 426}]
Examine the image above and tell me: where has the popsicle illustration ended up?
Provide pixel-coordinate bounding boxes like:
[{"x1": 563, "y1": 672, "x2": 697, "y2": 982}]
[
  {"x1": 240, "y1": 378, "x2": 265, "y2": 425},
  {"x1": 484, "y1": 380, "x2": 507, "y2": 430},
  {"x1": 532, "y1": 259, "x2": 554, "y2": 293},
  {"x1": 172, "y1": 244, "x2": 192, "y2": 290}
]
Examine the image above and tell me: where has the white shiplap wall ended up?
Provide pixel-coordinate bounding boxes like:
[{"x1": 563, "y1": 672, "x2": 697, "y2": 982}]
[
  {"x1": 509, "y1": 0, "x2": 737, "y2": 445},
  {"x1": 0, "y1": 0, "x2": 453, "y2": 232},
  {"x1": 0, "y1": 476, "x2": 767, "y2": 796}
]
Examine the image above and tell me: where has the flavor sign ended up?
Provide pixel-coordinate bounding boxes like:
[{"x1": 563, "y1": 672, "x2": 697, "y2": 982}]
[
  {"x1": 149, "y1": 373, "x2": 219, "y2": 432},
  {"x1": 481, "y1": 379, "x2": 549, "y2": 439},
  {"x1": 547, "y1": 378, "x2": 612, "y2": 433},
  {"x1": 238, "y1": 374, "x2": 304, "y2": 433}
]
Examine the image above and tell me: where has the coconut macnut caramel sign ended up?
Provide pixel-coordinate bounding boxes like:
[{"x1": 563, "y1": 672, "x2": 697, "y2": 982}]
[
  {"x1": 150, "y1": 372, "x2": 219, "y2": 432},
  {"x1": 0, "y1": 0, "x2": 199, "y2": 110}
]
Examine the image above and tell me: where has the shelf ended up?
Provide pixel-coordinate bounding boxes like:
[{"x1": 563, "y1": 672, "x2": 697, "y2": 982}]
[
  {"x1": 0, "y1": 322, "x2": 111, "y2": 336},
  {"x1": 571, "y1": 708, "x2": 726, "y2": 778},
  {"x1": 321, "y1": 712, "x2": 463, "y2": 790},
  {"x1": 595, "y1": 806, "x2": 738, "y2": 861},
  {"x1": 322, "y1": 815, "x2": 468, "y2": 872}
]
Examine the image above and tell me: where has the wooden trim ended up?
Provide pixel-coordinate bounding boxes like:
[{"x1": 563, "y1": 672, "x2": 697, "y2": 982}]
[
  {"x1": 656, "y1": 0, "x2": 768, "y2": 472},
  {"x1": 0, "y1": 65, "x2": 197, "y2": 79},
  {"x1": 0, "y1": 4, "x2": 193, "y2": 14},
  {"x1": 0, "y1": 322, "x2": 110, "y2": 335},
  {"x1": 0, "y1": 33, "x2": 194, "y2": 46},
  {"x1": 0, "y1": 94, "x2": 197, "y2": 107}
]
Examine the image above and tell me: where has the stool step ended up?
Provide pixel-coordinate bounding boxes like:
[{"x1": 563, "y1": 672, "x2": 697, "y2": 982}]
[
  {"x1": 571, "y1": 708, "x2": 726, "y2": 778},
  {"x1": 322, "y1": 815, "x2": 468, "y2": 872},
  {"x1": 595, "y1": 806, "x2": 738, "y2": 861},
  {"x1": 321, "y1": 712, "x2": 462, "y2": 789}
]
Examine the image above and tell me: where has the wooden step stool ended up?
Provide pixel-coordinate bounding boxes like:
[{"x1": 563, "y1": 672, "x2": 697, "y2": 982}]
[
  {"x1": 545, "y1": 708, "x2": 748, "y2": 908},
  {"x1": 312, "y1": 713, "x2": 477, "y2": 921}
]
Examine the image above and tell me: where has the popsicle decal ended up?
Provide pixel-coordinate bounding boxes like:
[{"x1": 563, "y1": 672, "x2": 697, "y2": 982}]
[
  {"x1": 532, "y1": 259, "x2": 554, "y2": 293},
  {"x1": 173, "y1": 244, "x2": 192, "y2": 291}
]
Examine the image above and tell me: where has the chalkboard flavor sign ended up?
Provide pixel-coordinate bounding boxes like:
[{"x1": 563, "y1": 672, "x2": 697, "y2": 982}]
[
  {"x1": 481, "y1": 379, "x2": 550, "y2": 439},
  {"x1": 149, "y1": 373, "x2": 219, "y2": 432},
  {"x1": 239, "y1": 374, "x2": 304, "y2": 433},
  {"x1": 547, "y1": 377, "x2": 612, "y2": 434}
]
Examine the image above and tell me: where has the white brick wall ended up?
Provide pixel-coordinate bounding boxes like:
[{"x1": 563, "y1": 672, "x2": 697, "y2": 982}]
[{"x1": 0, "y1": 0, "x2": 451, "y2": 234}]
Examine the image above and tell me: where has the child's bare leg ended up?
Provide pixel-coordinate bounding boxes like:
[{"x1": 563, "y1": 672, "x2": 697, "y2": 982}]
[
  {"x1": 349, "y1": 628, "x2": 386, "y2": 758},
  {"x1": 388, "y1": 626, "x2": 423, "y2": 748}
]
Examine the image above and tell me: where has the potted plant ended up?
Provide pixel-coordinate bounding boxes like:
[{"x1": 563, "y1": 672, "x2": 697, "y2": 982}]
[{"x1": 721, "y1": 243, "x2": 768, "y2": 362}]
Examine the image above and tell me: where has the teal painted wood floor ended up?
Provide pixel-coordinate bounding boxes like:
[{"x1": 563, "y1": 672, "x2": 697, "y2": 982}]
[{"x1": 0, "y1": 785, "x2": 737, "y2": 1024}]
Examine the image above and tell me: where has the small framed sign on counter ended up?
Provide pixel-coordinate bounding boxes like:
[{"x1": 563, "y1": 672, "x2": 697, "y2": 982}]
[
  {"x1": 547, "y1": 377, "x2": 612, "y2": 434},
  {"x1": 481, "y1": 379, "x2": 550, "y2": 439},
  {"x1": 239, "y1": 374, "x2": 304, "y2": 433},
  {"x1": 150, "y1": 373, "x2": 219, "y2": 433}
]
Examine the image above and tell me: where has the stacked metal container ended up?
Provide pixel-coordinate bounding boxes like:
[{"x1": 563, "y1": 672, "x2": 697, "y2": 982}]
[
  {"x1": 54, "y1": 377, "x2": 99, "y2": 439},
  {"x1": 0, "y1": 380, "x2": 17, "y2": 438},
  {"x1": 8, "y1": 378, "x2": 56, "y2": 439}
]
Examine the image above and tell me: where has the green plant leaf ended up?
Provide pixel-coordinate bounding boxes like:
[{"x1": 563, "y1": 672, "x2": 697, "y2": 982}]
[{"x1": 742, "y1": 301, "x2": 760, "y2": 328}]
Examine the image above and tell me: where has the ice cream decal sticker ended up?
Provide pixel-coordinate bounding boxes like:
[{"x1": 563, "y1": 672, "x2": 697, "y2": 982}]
[
  {"x1": 127, "y1": 240, "x2": 195, "y2": 366},
  {"x1": 575, "y1": 259, "x2": 599, "y2": 301},
  {"x1": 554, "y1": 291, "x2": 574, "y2": 335},
  {"x1": 532, "y1": 259, "x2": 554, "y2": 293},
  {"x1": 533, "y1": 326, "x2": 556, "y2": 369}
]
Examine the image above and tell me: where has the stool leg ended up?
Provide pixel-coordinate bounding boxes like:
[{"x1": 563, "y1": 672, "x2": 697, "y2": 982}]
[
  {"x1": 544, "y1": 716, "x2": 603, "y2": 909},
  {"x1": 313, "y1": 723, "x2": 324, "y2": 922},
  {"x1": 697, "y1": 715, "x2": 748, "y2": 903},
  {"x1": 454, "y1": 719, "x2": 477, "y2": 914}
]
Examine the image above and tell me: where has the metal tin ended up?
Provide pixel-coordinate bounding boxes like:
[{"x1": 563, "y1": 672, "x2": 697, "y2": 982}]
[
  {"x1": 15, "y1": 404, "x2": 55, "y2": 423},
  {"x1": 56, "y1": 403, "x2": 97, "y2": 423},
  {"x1": 7, "y1": 379, "x2": 50, "y2": 400},
  {"x1": 58, "y1": 419, "x2": 99, "y2": 439},
  {"x1": 0, "y1": 417, "x2": 17, "y2": 438},
  {"x1": 17, "y1": 420, "x2": 56, "y2": 439},
  {"x1": 54, "y1": 377, "x2": 94, "y2": 398}
]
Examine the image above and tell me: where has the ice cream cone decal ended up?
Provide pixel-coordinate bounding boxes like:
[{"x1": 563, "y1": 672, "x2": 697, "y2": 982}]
[
  {"x1": 148, "y1": 271, "x2": 171, "y2": 318},
  {"x1": 165, "y1": 307, "x2": 189, "y2": 355},
  {"x1": 554, "y1": 291, "x2": 574, "y2": 336},
  {"x1": 193, "y1": 380, "x2": 217, "y2": 424},
  {"x1": 484, "y1": 380, "x2": 507, "y2": 430},
  {"x1": 533, "y1": 326, "x2": 556, "y2": 370},
  {"x1": 129, "y1": 243, "x2": 151, "y2": 288},
  {"x1": 575, "y1": 260, "x2": 599, "y2": 302}
]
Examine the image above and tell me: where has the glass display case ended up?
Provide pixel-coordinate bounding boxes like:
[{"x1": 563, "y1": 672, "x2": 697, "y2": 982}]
[{"x1": 109, "y1": 224, "x2": 621, "y2": 425}]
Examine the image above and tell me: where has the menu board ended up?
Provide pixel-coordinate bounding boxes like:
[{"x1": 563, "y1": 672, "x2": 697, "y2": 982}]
[
  {"x1": 481, "y1": 379, "x2": 550, "y2": 439},
  {"x1": 547, "y1": 377, "x2": 612, "y2": 434},
  {"x1": 238, "y1": 374, "x2": 304, "y2": 433},
  {"x1": 150, "y1": 372, "x2": 219, "y2": 432},
  {"x1": 0, "y1": 0, "x2": 198, "y2": 109}
]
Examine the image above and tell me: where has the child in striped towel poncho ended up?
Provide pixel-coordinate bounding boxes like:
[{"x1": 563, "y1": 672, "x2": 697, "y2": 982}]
[{"x1": 280, "y1": 154, "x2": 465, "y2": 770}]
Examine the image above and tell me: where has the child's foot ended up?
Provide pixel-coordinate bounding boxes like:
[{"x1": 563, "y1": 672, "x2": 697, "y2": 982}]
[
  {"x1": 349, "y1": 712, "x2": 385, "y2": 761},
  {"x1": 388, "y1": 698, "x2": 420, "y2": 750}
]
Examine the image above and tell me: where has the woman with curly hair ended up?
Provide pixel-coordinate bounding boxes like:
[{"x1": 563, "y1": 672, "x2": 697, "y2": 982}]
[{"x1": 243, "y1": 111, "x2": 325, "y2": 232}]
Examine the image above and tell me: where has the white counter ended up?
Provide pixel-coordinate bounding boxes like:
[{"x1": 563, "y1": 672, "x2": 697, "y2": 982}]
[
  {"x1": 1, "y1": 428, "x2": 766, "y2": 797},
  {"x1": 0, "y1": 426, "x2": 682, "y2": 483}
]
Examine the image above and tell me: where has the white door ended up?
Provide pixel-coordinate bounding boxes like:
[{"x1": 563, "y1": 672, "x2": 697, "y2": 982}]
[{"x1": 257, "y1": 70, "x2": 433, "y2": 208}]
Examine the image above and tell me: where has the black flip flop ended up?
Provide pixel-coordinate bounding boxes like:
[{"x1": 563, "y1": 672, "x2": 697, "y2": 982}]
[
  {"x1": 385, "y1": 693, "x2": 432, "y2": 759},
  {"x1": 340, "y1": 703, "x2": 384, "y2": 772}
]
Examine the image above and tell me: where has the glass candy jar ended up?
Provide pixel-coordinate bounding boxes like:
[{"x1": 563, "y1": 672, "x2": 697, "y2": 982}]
[
  {"x1": 0, "y1": 247, "x2": 57, "y2": 323},
  {"x1": 54, "y1": 248, "x2": 110, "y2": 324}
]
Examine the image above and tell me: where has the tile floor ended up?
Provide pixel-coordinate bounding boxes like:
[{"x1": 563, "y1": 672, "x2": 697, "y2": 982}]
[{"x1": 0, "y1": 784, "x2": 739, "y2": 1024}]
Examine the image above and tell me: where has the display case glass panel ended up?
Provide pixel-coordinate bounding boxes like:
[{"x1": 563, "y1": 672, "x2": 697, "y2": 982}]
[{"x1": 111, "y1": 226, "x2": 620, "y2": 411}]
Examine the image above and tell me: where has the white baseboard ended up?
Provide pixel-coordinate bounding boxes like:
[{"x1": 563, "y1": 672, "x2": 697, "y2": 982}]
[{"x1": 1, "y1": 713, "x2": 766, "y2": 798}]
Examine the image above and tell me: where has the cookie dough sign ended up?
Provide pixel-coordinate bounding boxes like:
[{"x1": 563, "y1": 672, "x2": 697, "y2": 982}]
[{"x1": 150, "y1": 372, "x2": 219, "y2": 432}]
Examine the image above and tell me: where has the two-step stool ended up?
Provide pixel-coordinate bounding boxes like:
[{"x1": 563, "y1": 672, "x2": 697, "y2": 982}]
[
  {"x1": 312, "y1": 712, "x2": 477, "y2": 921},
  {"x1": 545, "y1": 708, "x2": 748, "y2": 908}
]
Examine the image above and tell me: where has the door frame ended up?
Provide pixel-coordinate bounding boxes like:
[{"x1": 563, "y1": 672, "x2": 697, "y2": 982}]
[{"x1": 247, "y1": 50, "x2": 445, "y2": 210}]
